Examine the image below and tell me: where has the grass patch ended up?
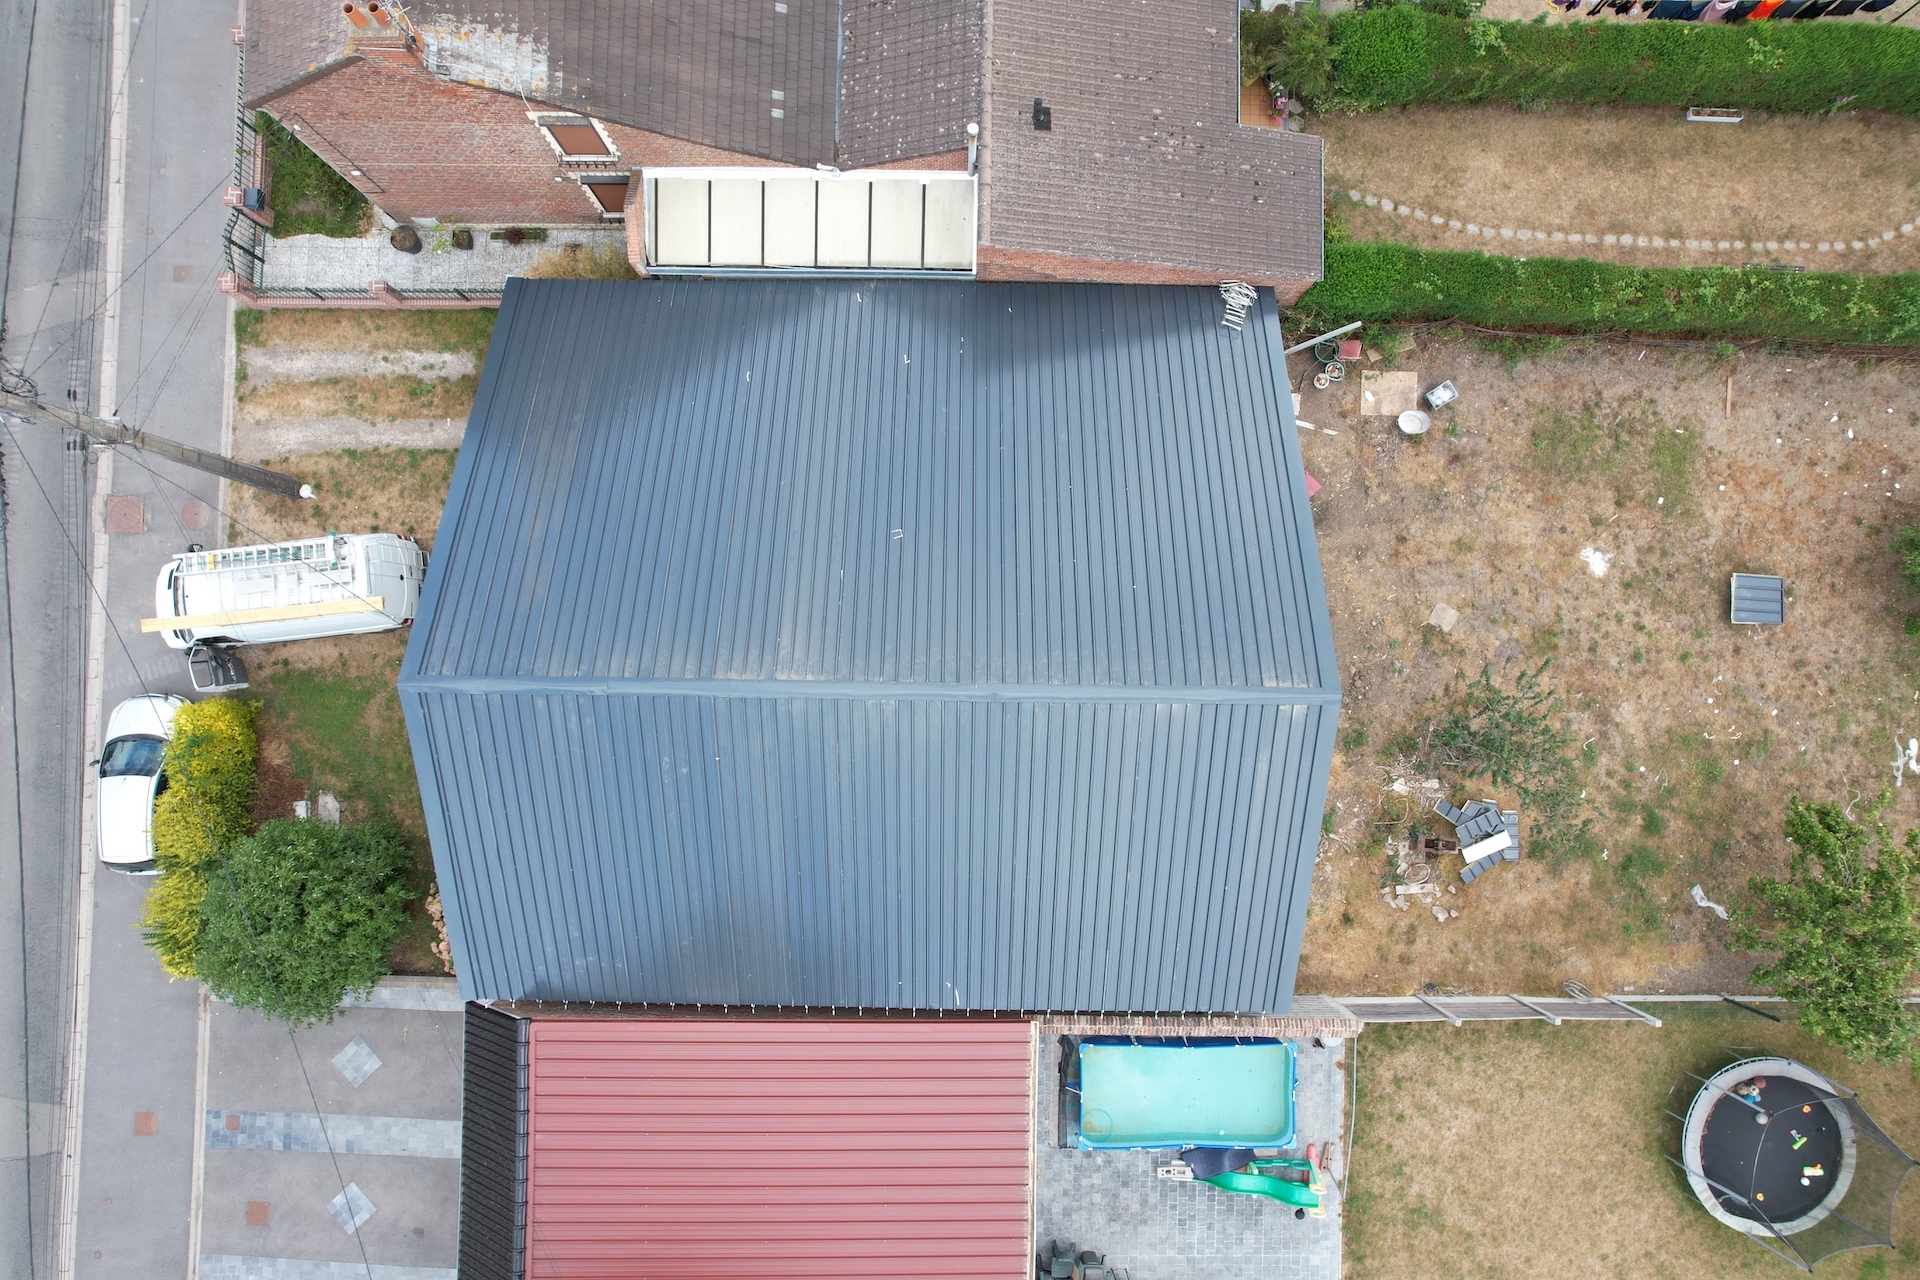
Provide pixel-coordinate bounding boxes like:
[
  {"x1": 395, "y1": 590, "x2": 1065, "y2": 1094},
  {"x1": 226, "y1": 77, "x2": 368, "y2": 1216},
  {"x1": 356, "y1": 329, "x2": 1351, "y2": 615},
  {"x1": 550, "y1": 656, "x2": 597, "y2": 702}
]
[
  {"x1": 1297, "y1": 242, "x2": 1920, "y2": 346},
  {"x1": 237, "y1": 372, "x2": 479, "y2": 424},
  {"x1": 257, "y1": 111, "x2": 370, "y2": 238},
  {"x1": 235, "y1": 307, "x2": 495, "y2": 361},
  {"x1": 1245, "y1": 8, "x2": 1920, "y2": 115},
  {"x1": 1528, "y1": 399, "x2": 1697, "y2": 514},
  {"x1": 1344, "y1": 1017, "x2": 1920, "y2": 1280},
  {"x1": 251, "y1": 642, "x2": 443, "y2": 975}
]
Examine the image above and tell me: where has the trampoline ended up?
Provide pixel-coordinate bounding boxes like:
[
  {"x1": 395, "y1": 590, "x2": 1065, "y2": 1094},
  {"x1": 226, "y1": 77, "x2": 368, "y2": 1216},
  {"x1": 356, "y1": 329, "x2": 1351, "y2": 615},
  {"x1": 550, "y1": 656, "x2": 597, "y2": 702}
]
[{"x1": 1669, "y1": 1055, "x2": 1916, "y2": 1272}]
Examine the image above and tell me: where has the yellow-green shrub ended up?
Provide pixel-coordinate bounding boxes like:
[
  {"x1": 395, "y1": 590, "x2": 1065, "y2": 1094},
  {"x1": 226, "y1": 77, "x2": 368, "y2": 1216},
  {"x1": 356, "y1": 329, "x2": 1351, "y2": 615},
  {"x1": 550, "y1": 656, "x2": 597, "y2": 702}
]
[{"x1": 139, "y1": 698, "x2": 259, "y2": 976}]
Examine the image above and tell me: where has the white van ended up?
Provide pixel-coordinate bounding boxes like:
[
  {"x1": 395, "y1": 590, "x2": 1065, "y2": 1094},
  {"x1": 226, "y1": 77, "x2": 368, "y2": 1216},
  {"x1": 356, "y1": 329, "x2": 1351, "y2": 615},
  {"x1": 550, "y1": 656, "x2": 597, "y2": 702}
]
[{"x1": 147, "y1": 533, "x2": 427, "y2": 649}]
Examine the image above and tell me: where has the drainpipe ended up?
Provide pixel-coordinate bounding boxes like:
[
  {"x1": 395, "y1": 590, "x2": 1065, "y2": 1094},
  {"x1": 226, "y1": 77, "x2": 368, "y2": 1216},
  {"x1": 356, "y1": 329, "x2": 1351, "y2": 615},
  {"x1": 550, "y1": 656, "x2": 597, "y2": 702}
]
[
  {"x1": 966, "y1": 121, "x2": 979, "y2": 176},
  {"x1": 342, "y1": 2, "x2": 369, "y2": 26}
]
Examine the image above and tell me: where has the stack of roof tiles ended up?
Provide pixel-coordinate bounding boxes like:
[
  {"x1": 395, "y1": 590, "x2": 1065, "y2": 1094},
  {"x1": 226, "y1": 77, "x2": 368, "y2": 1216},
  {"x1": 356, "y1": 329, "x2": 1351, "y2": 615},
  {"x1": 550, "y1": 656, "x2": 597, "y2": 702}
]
[{"x1": 1435, "y1": 798, "x2": 1521, "y2": 885}]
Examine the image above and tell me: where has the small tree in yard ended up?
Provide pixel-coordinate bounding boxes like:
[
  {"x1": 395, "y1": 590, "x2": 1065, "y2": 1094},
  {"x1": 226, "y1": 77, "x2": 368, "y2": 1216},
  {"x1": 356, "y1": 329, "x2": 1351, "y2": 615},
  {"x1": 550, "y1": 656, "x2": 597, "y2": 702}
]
[
  {"x1": 1734, "y1": 798, "x2": 1920, "y2": 1062},
  {"x1": 197, "y1": 818, "x2": 418, "y2": 1027}
]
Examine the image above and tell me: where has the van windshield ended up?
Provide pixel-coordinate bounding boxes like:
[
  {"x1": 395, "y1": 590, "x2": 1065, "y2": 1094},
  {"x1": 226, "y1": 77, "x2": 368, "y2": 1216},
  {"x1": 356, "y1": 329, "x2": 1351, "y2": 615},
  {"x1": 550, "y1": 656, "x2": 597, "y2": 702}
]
[{"x1": 101, "y1": 735, "x2": 165, "y2": 777}]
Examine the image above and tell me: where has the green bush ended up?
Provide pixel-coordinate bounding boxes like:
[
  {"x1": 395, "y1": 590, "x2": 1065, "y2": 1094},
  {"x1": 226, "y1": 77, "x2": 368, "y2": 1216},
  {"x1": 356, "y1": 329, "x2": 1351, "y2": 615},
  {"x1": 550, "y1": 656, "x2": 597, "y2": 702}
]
[
  {"x1": 1733, "y1": 798, "x2": 1920, "y2": 1062},
  {"x1": 1243, "y1": 9, "x2": 1920, "y2": 114},
  {"x1": 1241, "y1": 8, "x2": 1336, "y2": 105},
  {"x1": 1296, "y1": 241, "x2": 1920, "y2": 346},
  {"x1": 196, "y1": 819, "x2": 418, "y2": 1027},
  {"x1": 1331, "y1": 5, "x2": 1438, "y2": 107},
  {"x1": 1896, "y1": 525, "x2": 1920, "y2": 592},
  {"x1": 257, "y1": 111, "x2": 371, "y2": 238},
  {"x1": 140, "y1": 698, "x2": 258, "y2": 977}
]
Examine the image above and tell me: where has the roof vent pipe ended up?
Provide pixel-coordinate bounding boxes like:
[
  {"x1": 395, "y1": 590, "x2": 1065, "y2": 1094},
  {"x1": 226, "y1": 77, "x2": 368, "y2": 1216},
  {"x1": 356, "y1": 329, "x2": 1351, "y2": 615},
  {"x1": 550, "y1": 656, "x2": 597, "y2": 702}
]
[
  {"x1": 343, "y1": 2, "x2": 369, "y2": 27},
  {"x1": 367, "y1": 1, "x2": 392, "y2": 24},
  {"x1": 966, "y1": 121, "x2": 979, "y2": 176}
]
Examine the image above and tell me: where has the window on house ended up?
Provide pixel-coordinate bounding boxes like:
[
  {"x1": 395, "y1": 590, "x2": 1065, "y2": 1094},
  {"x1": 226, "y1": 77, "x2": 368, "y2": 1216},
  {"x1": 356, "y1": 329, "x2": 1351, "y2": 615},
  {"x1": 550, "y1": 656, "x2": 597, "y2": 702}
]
[
  {"x1": 536, "y1": 116, "x2": 614, "y2": 160},
  {"x1": 582, "y1": 178, "x2": 630, "y2": 217}
]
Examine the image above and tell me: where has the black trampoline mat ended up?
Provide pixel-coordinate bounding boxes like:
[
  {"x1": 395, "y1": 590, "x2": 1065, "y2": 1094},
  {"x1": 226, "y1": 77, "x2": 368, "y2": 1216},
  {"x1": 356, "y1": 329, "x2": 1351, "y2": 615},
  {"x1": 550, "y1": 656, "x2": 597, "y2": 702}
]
[{"x1": 1701, "y1": 1076, "x2": 1843, "y2": 1223}]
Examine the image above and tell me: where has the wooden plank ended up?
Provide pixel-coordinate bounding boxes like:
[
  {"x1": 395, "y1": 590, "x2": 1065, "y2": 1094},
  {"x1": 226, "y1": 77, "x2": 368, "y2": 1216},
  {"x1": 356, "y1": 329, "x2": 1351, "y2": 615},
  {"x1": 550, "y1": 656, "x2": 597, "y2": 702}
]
[{"x1": 141, "y1": 596, "x2": 384, "y2": 633}]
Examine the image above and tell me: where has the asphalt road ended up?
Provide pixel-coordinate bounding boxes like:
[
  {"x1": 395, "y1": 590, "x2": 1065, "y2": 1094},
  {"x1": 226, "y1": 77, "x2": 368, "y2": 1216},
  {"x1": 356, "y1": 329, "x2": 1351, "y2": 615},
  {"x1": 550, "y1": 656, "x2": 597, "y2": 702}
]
[
  {"x1": 1, "y1": 0, "x2": 113, "y2": 1273},
  {"x1": 2, "y1": 0, "x2": 238, "y2": 1274}
]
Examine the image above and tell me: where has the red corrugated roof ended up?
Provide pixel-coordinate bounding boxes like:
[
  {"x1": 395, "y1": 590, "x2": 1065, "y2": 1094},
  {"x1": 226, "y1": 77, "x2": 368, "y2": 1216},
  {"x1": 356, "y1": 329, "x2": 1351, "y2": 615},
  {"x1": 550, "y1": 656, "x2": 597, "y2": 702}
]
[{"x1": 524, "y1": 1019, "x2": 1035, "y2": 1279}]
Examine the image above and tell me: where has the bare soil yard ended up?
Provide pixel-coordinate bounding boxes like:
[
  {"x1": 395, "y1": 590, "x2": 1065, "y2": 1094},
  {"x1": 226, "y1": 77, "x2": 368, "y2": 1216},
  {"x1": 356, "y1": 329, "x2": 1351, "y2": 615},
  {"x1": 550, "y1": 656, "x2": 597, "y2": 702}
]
[
  {"x1": 1293, "y1": 331, "x2": 1920, "y2": 996},
  {"x1": 1312, "y1": 104, "x2": 1920, "y2": 272},
  {"x1": 1345, "y1": 1012, "x2": 1920, "y2": 1280}
]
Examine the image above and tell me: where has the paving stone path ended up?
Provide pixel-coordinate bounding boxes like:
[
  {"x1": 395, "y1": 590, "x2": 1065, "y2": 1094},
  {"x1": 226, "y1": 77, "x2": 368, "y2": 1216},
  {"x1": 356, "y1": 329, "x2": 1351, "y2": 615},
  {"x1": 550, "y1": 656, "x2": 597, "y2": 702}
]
[{"x1": 1344, "y1": 189, "x2": 1919, "y2": 257}]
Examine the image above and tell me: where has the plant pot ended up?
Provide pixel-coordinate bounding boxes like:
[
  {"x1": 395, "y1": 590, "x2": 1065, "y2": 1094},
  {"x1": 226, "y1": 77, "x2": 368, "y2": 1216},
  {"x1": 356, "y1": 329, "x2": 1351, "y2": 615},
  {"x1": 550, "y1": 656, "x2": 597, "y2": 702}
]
[
  {"x1": 390, "y1": 225, "x2": 423, "y2": 254},
  {"x1": 451, "y1": 228, "x2": 473, "y2": 250}
]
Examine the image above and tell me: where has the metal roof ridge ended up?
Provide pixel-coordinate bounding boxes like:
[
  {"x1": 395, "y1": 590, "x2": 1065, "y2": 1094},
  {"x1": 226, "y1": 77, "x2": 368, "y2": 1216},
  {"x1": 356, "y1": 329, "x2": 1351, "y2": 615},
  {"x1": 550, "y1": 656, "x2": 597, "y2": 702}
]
[{"x1": 399, "y1": 672, "x2": 1341, "y2": 704}]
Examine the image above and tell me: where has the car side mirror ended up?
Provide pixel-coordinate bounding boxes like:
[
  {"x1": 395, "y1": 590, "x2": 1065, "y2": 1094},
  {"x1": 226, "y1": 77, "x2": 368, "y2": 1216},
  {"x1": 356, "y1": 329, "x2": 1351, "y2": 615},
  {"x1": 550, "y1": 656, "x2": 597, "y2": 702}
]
[{"x1": 88, "y1": 759, "x2": 100, "y2": 768}]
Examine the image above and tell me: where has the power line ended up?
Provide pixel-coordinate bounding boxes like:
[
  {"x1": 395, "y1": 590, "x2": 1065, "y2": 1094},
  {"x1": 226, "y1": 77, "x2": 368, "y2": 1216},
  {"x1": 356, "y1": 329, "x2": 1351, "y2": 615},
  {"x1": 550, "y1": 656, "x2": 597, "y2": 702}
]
[{"x1": 0, "y1": 419, "x2": 377, "y2": 1280}]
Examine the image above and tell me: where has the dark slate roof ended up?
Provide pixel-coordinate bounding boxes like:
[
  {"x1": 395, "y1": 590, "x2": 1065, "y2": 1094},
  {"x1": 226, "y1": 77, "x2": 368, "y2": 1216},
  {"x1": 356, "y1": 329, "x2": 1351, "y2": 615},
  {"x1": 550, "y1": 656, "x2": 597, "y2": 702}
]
[
  {"x1": 245, "y1": 0, "x2": 978, "y2": 168},
  {"x1": 400, "y1": 278, "x2": 1339, "y2": 1014},
  {"x1": 840, "y1": 0, "x2": 983, "y2": 168},
  {"x1": 981, "y1": 0, "x2": 1325, "y2": 281}
]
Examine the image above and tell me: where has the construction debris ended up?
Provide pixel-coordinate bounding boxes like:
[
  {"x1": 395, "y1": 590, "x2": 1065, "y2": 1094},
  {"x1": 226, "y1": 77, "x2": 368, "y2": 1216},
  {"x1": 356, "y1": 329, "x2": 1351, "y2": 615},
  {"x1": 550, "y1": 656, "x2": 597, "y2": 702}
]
[{"x1": 1435, "y1": 796, "x2": 1521, "y2": 885}]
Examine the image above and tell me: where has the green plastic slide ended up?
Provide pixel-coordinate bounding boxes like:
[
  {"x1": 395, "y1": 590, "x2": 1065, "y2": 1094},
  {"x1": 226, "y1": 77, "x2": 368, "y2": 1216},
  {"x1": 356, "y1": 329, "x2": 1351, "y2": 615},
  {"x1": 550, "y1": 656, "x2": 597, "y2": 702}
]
[{"x1": 1200, "y1": 1158, "x2": 1322, "y2": 1209}]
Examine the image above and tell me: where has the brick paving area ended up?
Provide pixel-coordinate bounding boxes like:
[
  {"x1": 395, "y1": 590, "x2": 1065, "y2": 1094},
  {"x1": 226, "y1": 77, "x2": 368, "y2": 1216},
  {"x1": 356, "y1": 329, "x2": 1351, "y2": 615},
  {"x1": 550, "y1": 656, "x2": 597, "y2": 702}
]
[{"x1": 1032, "y1": 1034, "x2": 1346, "y2": 1280}]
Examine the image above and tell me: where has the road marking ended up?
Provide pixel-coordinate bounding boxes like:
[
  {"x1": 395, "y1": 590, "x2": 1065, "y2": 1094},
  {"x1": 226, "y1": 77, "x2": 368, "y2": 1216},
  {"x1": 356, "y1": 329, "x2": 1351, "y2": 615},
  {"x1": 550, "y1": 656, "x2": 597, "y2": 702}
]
[
  {"x1": 199, "y1": 1258, "x2": 456, "y2": 1280},
  {"x1": 186, "y1": 988, "x2": 210, "y2": 1280},
  {"x1": 204, "y1": 1110, "x2": 462, "y2": 1159},
  {"x1": 54, "y1": 0, "x2": 133, "y2": 1260}
]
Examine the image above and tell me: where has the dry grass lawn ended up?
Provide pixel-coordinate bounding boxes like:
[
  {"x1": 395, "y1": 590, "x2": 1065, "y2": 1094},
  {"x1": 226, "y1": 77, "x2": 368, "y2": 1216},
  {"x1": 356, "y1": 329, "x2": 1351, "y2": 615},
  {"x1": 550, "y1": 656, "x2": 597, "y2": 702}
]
[
  {"x1": 1293, "y1": 332, "x2": 1920, "y2": 995},
  {"x1": 1346, "y1": 1013, "x2": 1920, "y2": 1280},
  {"x1": 1312, "y1": 104, "x2": 1920, "y2": 273}
]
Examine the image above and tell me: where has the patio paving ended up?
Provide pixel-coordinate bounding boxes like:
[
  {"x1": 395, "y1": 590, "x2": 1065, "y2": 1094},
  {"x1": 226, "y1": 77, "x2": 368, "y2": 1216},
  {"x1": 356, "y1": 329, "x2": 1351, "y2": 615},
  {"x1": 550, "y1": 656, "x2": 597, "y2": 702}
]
[
  {"x1": 1033, "y1": 1032, "x2": 1346, "y2": 1280},
  {"x1": 253, "y1": 226, "x2": 628, "y2": 292}
]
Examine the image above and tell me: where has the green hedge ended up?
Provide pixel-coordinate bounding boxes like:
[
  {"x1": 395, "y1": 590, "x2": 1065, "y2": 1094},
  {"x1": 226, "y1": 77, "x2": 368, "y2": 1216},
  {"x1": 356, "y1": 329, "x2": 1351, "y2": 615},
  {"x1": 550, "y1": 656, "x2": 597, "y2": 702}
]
[
  {"x1": 1245, "y1": 8, "x2": 1920, "y2": 114},
  {"x1": 1297, "y1": 241, "x2": 1920, "y2": 346},
  {"x1": 197, "y1": 819, "x2": 418, "y2": 1027},
  {"x1": 139, "y1": 699, "x2": 258, "y2": 978}
]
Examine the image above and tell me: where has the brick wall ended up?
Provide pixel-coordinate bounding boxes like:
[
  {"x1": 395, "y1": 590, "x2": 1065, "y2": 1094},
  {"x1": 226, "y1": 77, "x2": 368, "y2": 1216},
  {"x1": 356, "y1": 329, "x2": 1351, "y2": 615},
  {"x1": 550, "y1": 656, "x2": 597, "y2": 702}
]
[
  {"x1": 863, "y1": 149, "x2": 968, "y2": 172},
  {"x1": 978, "y1": 243, "x2": 1314, "y2": 304},
  {"x1": 261, "y1": 49, "x2": 786, "y2": 228}
]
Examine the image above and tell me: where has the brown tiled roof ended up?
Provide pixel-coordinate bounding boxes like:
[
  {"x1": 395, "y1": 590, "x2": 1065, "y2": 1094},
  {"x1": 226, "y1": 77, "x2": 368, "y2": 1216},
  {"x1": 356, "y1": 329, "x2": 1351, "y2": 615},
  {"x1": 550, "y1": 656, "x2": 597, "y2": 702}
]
[
  {"x1": 980, "y1": 0, "x2": 1324, "y2": 282},
  {"x1": 244, "y1": 0, "x2": 358, "y2": 106},
  {"x1": 244, "y1": 0, "x2": 978, "y2": 168}
]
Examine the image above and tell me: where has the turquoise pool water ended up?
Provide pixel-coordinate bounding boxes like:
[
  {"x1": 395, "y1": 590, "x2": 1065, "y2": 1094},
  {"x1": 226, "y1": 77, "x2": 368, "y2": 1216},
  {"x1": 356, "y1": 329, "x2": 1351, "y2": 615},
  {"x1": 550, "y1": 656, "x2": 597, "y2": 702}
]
[{"x1": 1076, "y1": 1039, "x2": 1296, "y2": 1150}]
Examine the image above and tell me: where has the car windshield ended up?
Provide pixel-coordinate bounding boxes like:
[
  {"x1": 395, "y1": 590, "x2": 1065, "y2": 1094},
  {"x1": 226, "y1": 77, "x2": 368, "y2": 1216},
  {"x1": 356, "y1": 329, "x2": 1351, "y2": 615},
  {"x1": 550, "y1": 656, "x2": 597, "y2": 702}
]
[{"x1": 100, "y1": 735, "x2": 165, "y2": 777}]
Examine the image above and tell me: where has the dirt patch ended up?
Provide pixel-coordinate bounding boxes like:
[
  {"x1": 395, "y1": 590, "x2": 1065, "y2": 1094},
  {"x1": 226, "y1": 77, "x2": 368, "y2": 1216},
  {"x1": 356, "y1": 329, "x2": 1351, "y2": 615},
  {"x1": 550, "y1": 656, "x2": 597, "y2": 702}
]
[
  {"x1": 227, "y1": 448, "x2": 458, "y2": 548},
  {"x1": 1345, "y1": 1013, "x2": 1920, "y2": 1280},
  {"x1": 240, "y1": 346, "x2": 477, "y2": 388},
  {"x1": 1293, "y1": 332, "x2": 1920, "y2": 995},
  {"x1": 1314, "y1": 104, "x2": 1920, "y2": 273}
]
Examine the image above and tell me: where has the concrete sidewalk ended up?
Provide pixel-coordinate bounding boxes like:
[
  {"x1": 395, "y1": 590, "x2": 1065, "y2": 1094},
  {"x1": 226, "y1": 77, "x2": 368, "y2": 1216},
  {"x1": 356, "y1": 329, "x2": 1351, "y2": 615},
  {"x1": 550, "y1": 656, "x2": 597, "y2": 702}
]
[{"x1": 197, "y1": 981, "x2": 463, "y2": 1280}]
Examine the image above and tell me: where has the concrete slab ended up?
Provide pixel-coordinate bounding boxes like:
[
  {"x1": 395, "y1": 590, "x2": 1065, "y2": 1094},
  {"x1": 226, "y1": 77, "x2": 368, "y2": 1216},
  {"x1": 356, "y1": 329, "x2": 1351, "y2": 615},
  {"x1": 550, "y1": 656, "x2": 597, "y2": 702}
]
[
  {"x1": 206, "y1": 1003, "x2": 462, "y2": 1120},
  {"x1": 1359, "y1": 370, "x2": 1419, "y2": 418},
  {"x1": 1033, "y1": 1035, "x2": 1344, "y2": 1279},
  {"x1": 199, "y1": 1150, "x2": 459, "y2": 1266}
]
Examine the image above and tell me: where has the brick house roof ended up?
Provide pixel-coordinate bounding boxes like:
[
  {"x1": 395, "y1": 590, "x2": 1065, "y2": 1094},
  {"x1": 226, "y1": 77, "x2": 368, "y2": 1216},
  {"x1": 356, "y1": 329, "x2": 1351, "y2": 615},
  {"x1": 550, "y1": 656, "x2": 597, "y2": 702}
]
[
  {"x1": 247, "y1": 0, "x2": 980, "y2": 169},
  {"x1": 981, "y1": 0, "x2": 1324, "y2": 284},
  {"x1": 244, "y1": 0, "x2": 1322, "y2": 281}
]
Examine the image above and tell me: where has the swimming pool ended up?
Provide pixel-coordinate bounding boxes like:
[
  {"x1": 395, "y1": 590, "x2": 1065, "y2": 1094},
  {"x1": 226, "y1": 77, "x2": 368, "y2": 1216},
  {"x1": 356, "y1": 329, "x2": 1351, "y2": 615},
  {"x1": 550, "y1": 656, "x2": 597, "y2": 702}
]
[{"x1": 1074, "y1": 1038, "x2": 1297, "y2": 1151}]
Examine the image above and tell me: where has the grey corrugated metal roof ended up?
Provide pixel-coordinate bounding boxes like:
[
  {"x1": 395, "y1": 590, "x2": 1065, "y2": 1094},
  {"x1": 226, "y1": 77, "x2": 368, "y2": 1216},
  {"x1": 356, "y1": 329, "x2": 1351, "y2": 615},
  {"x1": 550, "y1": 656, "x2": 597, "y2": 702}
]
[
  {"x1": 401, "y1": 278, "x2": 1339, "y2": 1013},
  {"x1": 1730, "y1": 573, "x2": 1785, "y2": 625}
]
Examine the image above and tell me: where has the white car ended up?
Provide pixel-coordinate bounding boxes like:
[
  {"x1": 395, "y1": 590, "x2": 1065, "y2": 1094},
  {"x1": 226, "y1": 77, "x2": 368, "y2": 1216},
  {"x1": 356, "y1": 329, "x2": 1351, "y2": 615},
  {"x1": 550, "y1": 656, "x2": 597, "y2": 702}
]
[{"x1": 96, "y1": 694, "x2": 187, "y2": 873}]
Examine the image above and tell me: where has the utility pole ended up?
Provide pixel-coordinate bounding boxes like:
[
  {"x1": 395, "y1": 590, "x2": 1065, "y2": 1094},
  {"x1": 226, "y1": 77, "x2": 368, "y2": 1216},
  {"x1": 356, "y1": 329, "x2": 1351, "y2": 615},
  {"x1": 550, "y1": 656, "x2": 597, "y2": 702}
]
[{"x1": 0, "y1": 390, "x2": 313, "y2": 500}]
